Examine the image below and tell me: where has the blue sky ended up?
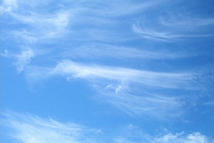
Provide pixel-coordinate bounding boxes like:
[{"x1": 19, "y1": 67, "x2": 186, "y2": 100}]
[{"x1": 1, "y1": 0, "x2": 214, "y2": 142}]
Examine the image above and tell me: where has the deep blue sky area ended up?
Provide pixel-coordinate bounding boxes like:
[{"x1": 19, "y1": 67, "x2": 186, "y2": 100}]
[{"x1": 1, "y1": 0, "x2": 214, "y2": 143}]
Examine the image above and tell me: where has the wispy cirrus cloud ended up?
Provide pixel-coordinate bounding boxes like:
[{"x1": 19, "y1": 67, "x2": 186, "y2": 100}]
[
  {"x1": 87, "y1": 0, "x2": 165, "y2": 17},
  {"x1": 2, "y1": 112, "x2": 101, "y2": 143},
  {"x1": 14, "y1": 48, "x2": 35, "y2": 72},
  {"x1": 133, "y1": 24, "x2": 174, "y2": 41},
  {"x1": 23, "y1": 60, "x2": 195, "y2": 118},
  {"x1": 0, "y1": 0, "x2": 17, "y2": 13},
  {"x1": 116, "y1": 132, "x2": 213, "y2": 143},
  {"x1": 62, "y1": 43, "x2": 193, "y2": 60},
  {"x1": 133, "y1": 16, "x2": 214, "y2": 41},
  {"x1": 153, "y1": 132, "x2": 213, "y2": 143},
  {"x1": 133, "y1": 24, "x2": 214, "y2": 41},
  {"x1": 0, "y1": 0, "x2": 167, "y2": 45},
  {"x1": 160, "y1": 17, "x2": 214, "y2": 27},
  {"x1": 10, "y1": 10, "x2": 71, "y2": 41},
  {"x1": 114, "y1": 124, "x2": 214, "y2": 143},
  {"x1": 101, "y1": 91, "x2": 183, "y2": 118},
  {"x1": 1, "y1": 0, "x2": 211, "y2": 120},
  {"x1": 3, "y1": 112, "x2": 213, "y2": 143},
  {"x1": 50, "y1": 60, "x2": 193, "y2": 89},
  {"x1": 0, "y1": 47, "x2": 39, "y2": 73},
  {"x1": 1, "y1": 0, "x2": 71, "y2": 44}
]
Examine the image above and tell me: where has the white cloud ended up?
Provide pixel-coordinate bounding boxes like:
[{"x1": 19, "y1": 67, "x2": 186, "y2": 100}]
[
  {"x1": 51, "y1": 60, "x2": 193, "y2": 89},
  {"x1": 115, "y1": 132, "x2": 214, "y2": 143},
  {"x1": 15, "y1": 49, "x2": 35, "y2": 72},
  {"x1": 103, "y1": 92, "x2": 183, "y2": 118},
  {"x1": 4, "y1": 112, "x2": 213, "y2": 143},
  {"x1": 12, "y1": 30, "x2": 38, "y2": 43},
  {"x1": 153, "y1": 132, "x2": 213, "y2": 143},
  {"x1": 63, "y1": 43, "x2": 191, "y2": 60},
  {"x1": 160, "y1": 17, "x2": 214, "y2": 27},
  {"x1": 1, "y1": 0, "x2": 165, "y2": 44},
  {"x1": 3, "y1": 112, "x2": 101, "y2": 143},
  {"x1": 10, "y1": 10, "x2": 70, "y2": 40},
  {"x1": 132, "y1": 24, "x2": 214, "y2": 41},
  {"x1": 0, "y1": 0, "x2": 17, "y2": 13},
  {"x1": 22, "y1": 60, "x2": 195, "y2": 118},
  {"x1": 0, "y1": 0, "x2": 204, "y2": 119},
  {"x1": 3, "y1": 0, "x2": 17, "y2": 7},
  {"x1": 1, "y1": 0, "x2": 71, "y2": 42},
  {"x1": 133, "y1": 24, "x2": 173, "y2": 41},
  {"x1": 94, "y1": 0, "x2": 164, "y2": 17}
]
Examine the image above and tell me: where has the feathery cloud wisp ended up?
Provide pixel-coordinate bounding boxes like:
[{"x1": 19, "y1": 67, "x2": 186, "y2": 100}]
[
  {"x1": 62, "y1": 43, "x2": 192, "y2": 60},
  {"x1": 22, "y1": 60, "x2": 195, "y2": 118},
  {"x1": 133, "y1": 24, "x2": 214, "y2": 41},
  {"x1": 3, "y1": 112, "x2": 101, "y2": 143},
  {"x1": 15, "y1": 49, "x2": 35, "y2": 72},
  {"x1": 133, "y1": 15, "x2": 214, "y2": 41},
  {"x1": 3, "y1": 112, "x2": 213, "y2": 143},
  {"x1": 51, "y1": 60, "x2": 193, "y2": 89},
  {"x1": 115, "y1": 132, "x2": 213, "y2": 143},
  {"x1": 102, "y1": 92, "x2": 183, "y2": 118}
]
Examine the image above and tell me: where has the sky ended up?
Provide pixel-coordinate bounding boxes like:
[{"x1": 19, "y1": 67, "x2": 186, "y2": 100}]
[{"x1": 0, "y1": 0, "x2": 214, "y2": 143}]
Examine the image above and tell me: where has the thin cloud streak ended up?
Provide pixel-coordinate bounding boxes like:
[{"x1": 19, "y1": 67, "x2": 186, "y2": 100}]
[
  {"x1": 0, "y1": 0, "x2": 17, "y2": 13},
  {"x1": 102, "y1": 91, "x2": 183, "y2": 118},
  {"x1": 63, "y1": 44, "x2": 192, "y2": 60},
  {"x1": 15, "y1": 48, "x2": 35, "y2": 72},
  {"x1": 133, "y1": 24, "x2": 214, "y2": 41},
  {"x1": 49, "y1": 60, "x2": 193, "y2": 89},
  {"x1": 115, "y1": 132, "x2": 214, "y2": 143},
  {"x1": 160, "y1": 17, "x2": 214, "y2": 27},
  {"x1": 2, "y1": 112, "x2": 101, "y2": 143},
  {"x1": 10, "y1": 10, "x2": 71, "y2": 41},
  {"x1": 88, "y1": 0, "x2": 165, "y2": 17},
  {"x1": 1, "y1": 0, "x2": 209, "y2": 121},
  {"x1": 23, "y1": 60, "x2": 195, "y2": 118},
  {"x1": 0, "y1": 0, "x2": 165, "y2": 44},
  {"x1": 3, "y1": 112, "x2": 213, "y2": 143}
]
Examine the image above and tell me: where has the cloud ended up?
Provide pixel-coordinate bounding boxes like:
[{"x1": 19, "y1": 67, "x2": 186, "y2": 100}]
[
  {"x1": 23, "y1": 60, "x2": 195, "y2": 118},
  {"x1": 2, "y1": 112, "x2": 101, "y2": 143},
  {"x1": 133, "y1": 14, "x2": 214, "y2": 41},
  {"x1": 153, "y1": 132, "x2": 213, "y2": 143},
  {"x1": 12, "y1": 30, "x2": 38, "y2": 43},
  {"x1": 3, "y1": 112, "x2": 213, "y2": 143},
  {"x1": 1, "y1": 0, "x2": 71, "y2": 42},
  {"x1": 91, "y1": 0, "x2": 164, "y2": 17},
  {"x1": 160, "y1": 17, "x2": 214, "y2": 27},
  {"x1": 10, "y1": 10, "x2": 71, "y2": 41},
  {"x1": 11, "y1": 11, "x2": 69, "y2": 28},
  {"x1": 2, "y1": 0, "x2": 17, "y2": 8},
  {"x1": 0, "y1": 0, "x2": 17, "y2": 13},
  {"x1": 62, "y1": 43, "x2": 191, "y2": 60},
  {"x1": 115, "y1": 132, "x2": 214, "y2": 143},
  {"x1": 133, "y1": 24, "x2": 174, "y2": 41},
  {"x1": 102, "y1": 91, "x2": 183, "y2": 118},
  {"x1": 115, "y1": 128, "x2": 214, "y2": 143},
  {"x1": 1, "y1": 0, "x2": 208, "y2": 120},
  {"x1": 0, "y1": 0, "x2": 166, "y2": 44},
  {"x1": 133, "y1": 24, "x2": 214, "y2": 41},
  {"x1": 15, "y1": 49, "x2": 35, "y2": 72},
  {"x1": 50, "y1": 60, "x2": 193, "y2": 89}
]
